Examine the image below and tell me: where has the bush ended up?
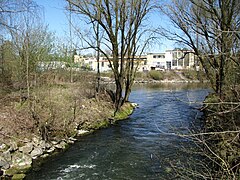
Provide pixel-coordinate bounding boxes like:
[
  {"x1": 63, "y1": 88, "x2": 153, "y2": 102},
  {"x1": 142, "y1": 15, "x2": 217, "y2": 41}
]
[
  {"x1": 135, "y1": 72, "x2": 148, "y2": 79},
  {"x1": 148, "y1": 70, "x2": 164, "y2": 80},
  {"x1": 182, "y1": 69, "x2": 207, "y2": 81},
  {"x1": 182, "y1": 70, "x2": 197, "y2": 80}
]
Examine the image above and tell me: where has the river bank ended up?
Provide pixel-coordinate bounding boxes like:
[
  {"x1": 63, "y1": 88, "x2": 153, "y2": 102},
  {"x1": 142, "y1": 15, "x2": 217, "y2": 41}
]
[
  {"x1": 0, "y1": 70, "x2": 206, "y2": 179},
  {"x1": 201, "y1": 91, "x2": 240, "y2": 179},
  {"x1": 25, "y1": 85, "x2": 210, "y2": 179},
  {"x1": 0, "y1": 82, "x2": 136, "y2": 180},
  {"x1": 100, "y1": 69, "x2": 208, "y2": 84}
]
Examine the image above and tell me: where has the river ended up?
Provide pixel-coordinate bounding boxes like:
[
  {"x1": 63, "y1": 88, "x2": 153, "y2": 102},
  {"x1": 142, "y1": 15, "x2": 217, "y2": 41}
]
[{"x1": 26, "y1": 83, "x2": 210, "y2": 180}]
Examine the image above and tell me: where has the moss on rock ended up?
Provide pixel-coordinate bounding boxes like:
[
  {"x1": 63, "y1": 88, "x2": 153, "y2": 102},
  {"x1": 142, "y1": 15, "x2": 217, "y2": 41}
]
[
  {"x1": 114, "y1": 102, "x2": 135, "y2": 121},
  {"x1": 12, "y1": 174, "x2": 26, "y2": 180},
  {"x1": 92, "y1": 120, "x2": 110, "y2": 130},
  {"x1": 5, "y1": 164, "x2": 31, "y2": 176}
]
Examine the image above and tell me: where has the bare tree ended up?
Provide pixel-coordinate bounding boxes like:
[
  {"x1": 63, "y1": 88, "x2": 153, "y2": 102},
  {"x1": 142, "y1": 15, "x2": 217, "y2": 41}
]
[
  {"x1": 159, "y1": 1, "x2": 240, "y2": 178},
  {"x1": 10, "y1": 6, "x2": 43, "y2": 98},
  {"x1": 0, "y1": 0, "x2": 30, "y2": 90},
  {"x1": 66, "y1": 0, "x2": 153, "y2": 112},
  {"x1": 1, "y1": 0, "x2": 56, "y2": 98},
  {"x1": 160, "y1": 0, "x2": 240, "y2": 97}
]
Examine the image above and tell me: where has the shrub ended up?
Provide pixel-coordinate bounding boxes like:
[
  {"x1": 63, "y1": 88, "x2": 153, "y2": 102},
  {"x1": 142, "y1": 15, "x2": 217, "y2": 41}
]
[{"x1": 148, "y1": 70, "x2": 164, "y2": 80}]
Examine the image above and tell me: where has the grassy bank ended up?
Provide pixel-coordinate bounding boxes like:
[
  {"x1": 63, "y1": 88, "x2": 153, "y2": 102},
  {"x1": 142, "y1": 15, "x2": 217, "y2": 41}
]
[
  {"x1": 135, "y1": 69, "x2": 207, "y2": 82},
  {"x1": 100, "y1": 69, "x2": 207, "y2": 82},
  {"x1": 0, "y1": 71, "x2": 135, "y2": 179},
  {"x1": 0, "y1": 69, "x2": 206, "y2": 179},
  {"x1": 200, "y1": 87, "x2": 240, "y2": 179}
]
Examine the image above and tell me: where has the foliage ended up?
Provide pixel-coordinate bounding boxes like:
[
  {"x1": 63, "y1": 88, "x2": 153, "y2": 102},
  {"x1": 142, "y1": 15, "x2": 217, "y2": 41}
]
[
  {"x1": 201, "y1": 89, "x2": 240, "y2": 179},
  {"x1": 113, "y1": 102, "x2": 135, "y2": 121},
  {"x1": 182, "y1": 69, "x2": 206, "y2": 81},
  {"x1": 148, "y1": 70, "x2": 164, "y2": 80}
]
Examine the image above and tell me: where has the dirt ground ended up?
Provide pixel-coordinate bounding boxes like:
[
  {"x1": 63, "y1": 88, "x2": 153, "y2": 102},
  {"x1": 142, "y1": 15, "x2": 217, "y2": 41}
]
[{"x1": 0, "y1": 82, "x2": 115, "y2": 145}]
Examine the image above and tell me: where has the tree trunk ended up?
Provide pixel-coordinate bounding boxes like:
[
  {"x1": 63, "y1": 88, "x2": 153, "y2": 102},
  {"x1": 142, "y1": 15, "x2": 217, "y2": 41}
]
[{"x1": 114, "y1": 78, "x2": 123, "y2": 114}]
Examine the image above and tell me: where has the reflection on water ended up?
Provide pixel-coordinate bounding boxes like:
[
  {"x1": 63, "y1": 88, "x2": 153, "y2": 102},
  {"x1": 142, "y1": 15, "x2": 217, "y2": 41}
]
[
  {"x1": 132, "y1": 82, "x2": 210, "y2": 91},
  {"x1": 26, "y1": 84, "x2": 210, "y2": 180}
]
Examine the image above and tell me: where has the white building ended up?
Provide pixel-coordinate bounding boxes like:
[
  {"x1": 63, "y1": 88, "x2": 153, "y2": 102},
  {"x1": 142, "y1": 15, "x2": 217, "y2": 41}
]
[
  {"x1": 146, "y1": 53, "x2": 167, "y2": 70},
  {"x1": 146, "y1": 49, "x2": 195, "y2": 71},
  {"x1": 92, "y1": 57, "x2": 112, "y2": 72},
  {"x1": 74, "y1": 49, "x2": 196, "y2": 72},
  {"x1": 74, "y1": 55, "x2": 111, "y2": 72}
]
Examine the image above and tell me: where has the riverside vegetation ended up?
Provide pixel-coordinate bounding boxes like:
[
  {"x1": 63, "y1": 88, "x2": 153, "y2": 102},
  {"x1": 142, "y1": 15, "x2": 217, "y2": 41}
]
[
  {"x1": 0, "y1": 68, "x2": 204, "y2": 179},
  {"x1": 1, "y1": 68, "x2": 239, "y2": 179},
  {"x1": 0, "y1": 70, "x2": 136, "y2": 179},
  {"x1": 200, "y1": 88, "x2": 240, "y2": 179},
  {"x1": 1, "y1": 0, "x2": 239, "y2": 179}
]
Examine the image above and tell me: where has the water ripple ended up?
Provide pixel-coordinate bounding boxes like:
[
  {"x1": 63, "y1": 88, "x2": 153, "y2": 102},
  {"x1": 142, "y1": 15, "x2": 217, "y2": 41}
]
[{"x1": 26, "y1": 86, "x2": 209, "y2": 180}]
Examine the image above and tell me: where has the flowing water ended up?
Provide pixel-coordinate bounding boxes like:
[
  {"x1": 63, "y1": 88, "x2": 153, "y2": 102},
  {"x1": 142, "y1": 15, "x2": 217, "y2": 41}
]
[{"x1": 26, "y1": 83, "x2": 210, "y2": 180}]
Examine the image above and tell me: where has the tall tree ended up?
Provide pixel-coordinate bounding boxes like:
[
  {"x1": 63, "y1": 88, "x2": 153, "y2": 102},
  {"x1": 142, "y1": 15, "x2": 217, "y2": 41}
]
[
  {"x1": 1, "y1": 0, "x2": 55, "y2": 96},
  {"x1": 160, "y1": 0, "x2": 240, "y2": 97},
  {"x1": 66, "y1": 0, "x2": 153, "y2": 112}
]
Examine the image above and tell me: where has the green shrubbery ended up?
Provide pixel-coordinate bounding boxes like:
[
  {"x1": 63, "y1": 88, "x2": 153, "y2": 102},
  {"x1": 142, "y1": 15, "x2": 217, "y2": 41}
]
[
  {"x1": 148, "y1": 70, "x2": 164, "y2": 80},
  {"x1": 182, "y1": 69, "x2": 206, "y2": 80}
]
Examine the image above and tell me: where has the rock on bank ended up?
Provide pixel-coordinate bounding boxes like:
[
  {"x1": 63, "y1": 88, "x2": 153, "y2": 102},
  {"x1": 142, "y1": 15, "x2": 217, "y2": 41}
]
[{"x1": 0, "y1": 101, "x2": 136, "y2": 180}]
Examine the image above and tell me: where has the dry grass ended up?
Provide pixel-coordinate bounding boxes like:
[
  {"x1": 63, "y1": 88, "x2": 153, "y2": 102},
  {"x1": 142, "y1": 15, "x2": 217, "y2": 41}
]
[{"x1": 0, "y1": 71, "x2": 115, "y2": 144}]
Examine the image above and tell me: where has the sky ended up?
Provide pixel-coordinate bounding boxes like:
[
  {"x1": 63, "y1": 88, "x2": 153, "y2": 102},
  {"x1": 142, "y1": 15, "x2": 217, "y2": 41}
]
[
  {"x1": 35, "y1": 0, "x2": 175, "y2": 54},
  {"x1": 36, "y1": 0, "x2": 68, "y2": 36}
]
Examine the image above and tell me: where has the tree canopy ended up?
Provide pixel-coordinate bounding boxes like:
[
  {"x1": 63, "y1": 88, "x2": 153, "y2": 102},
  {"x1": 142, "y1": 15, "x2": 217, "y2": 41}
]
[{"x1": 66, "y1": 0, "x2": 154, "y2": 111}]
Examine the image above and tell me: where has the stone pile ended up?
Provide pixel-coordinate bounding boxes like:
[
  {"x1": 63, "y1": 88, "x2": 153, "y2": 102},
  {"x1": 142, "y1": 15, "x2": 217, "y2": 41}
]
[{"x1": 0, "y1": 136, "x2": 78, "y2": 179}]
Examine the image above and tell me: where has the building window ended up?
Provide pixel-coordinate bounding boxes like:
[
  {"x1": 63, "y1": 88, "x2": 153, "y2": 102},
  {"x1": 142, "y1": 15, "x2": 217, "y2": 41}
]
[
  {"x1": 158, "y1": 55, "x2": 165, "y2": 58},
  {"x1": 172, "y1": 60, "x2": 177, "y2": 66},
  {"x1": 102, "y1": 62, "x2": 104, "y2": 67},
  {"x1": 178, "y1": 59, "x2": 183, "y2": 66},
  {"x1": 153, "y1": 55, "x2": 156, "y2": 58},
  {"x1": 166, "y1": 61, "x2": 171, "y2": 69},
  {"x1": 178, "y1": 51, "x2": 182, "y2": 57},
  {"x1": 173, "y1": 52, "x2": 177, "y2": 59}
]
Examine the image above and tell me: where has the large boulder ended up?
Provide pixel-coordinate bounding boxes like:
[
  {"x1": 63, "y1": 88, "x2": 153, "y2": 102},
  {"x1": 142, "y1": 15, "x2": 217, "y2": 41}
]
[
  {"x1": 51, "y1": 141, "x2": 58, "y2": 145},
  {"x1": 12, "y1": 173, "x2": 26, "y2": 180},
  {"x1": 32, "y1": 136, "x2": 42, "y2": 146},
  {"x1": 12, "y1": 152, "x2": 32, "y2": 167},
  {"x1": 54, "y1": 141, "x2": 67, "y2": 150},
  {"x1": 2, "y1": 150, "x2": 11, "y2": 163},
  {"x1": 46, "y1": 146, "x2": 55, "y2": 153},
  {"x1": 0, "y1": 156, "x2": 10, "y2": 169},
  {"x1": 45, "y1": 142, "x2": 52, "y2": 149},
  {"x1": 19, "y1": 143, "x2": 33, "y2": 154},
  {"x1": 30, "y1": 147, "x2": 43, "y2": 159},
  {"x1": 5, "y1": 164, "x2": 31, "y2": 177},
  {"x1": 9, "y1": 141, "x2": 18, "y2": 152},
  {"x1": 0, "y1": 143, "x2": 7, "y2": 151}
]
